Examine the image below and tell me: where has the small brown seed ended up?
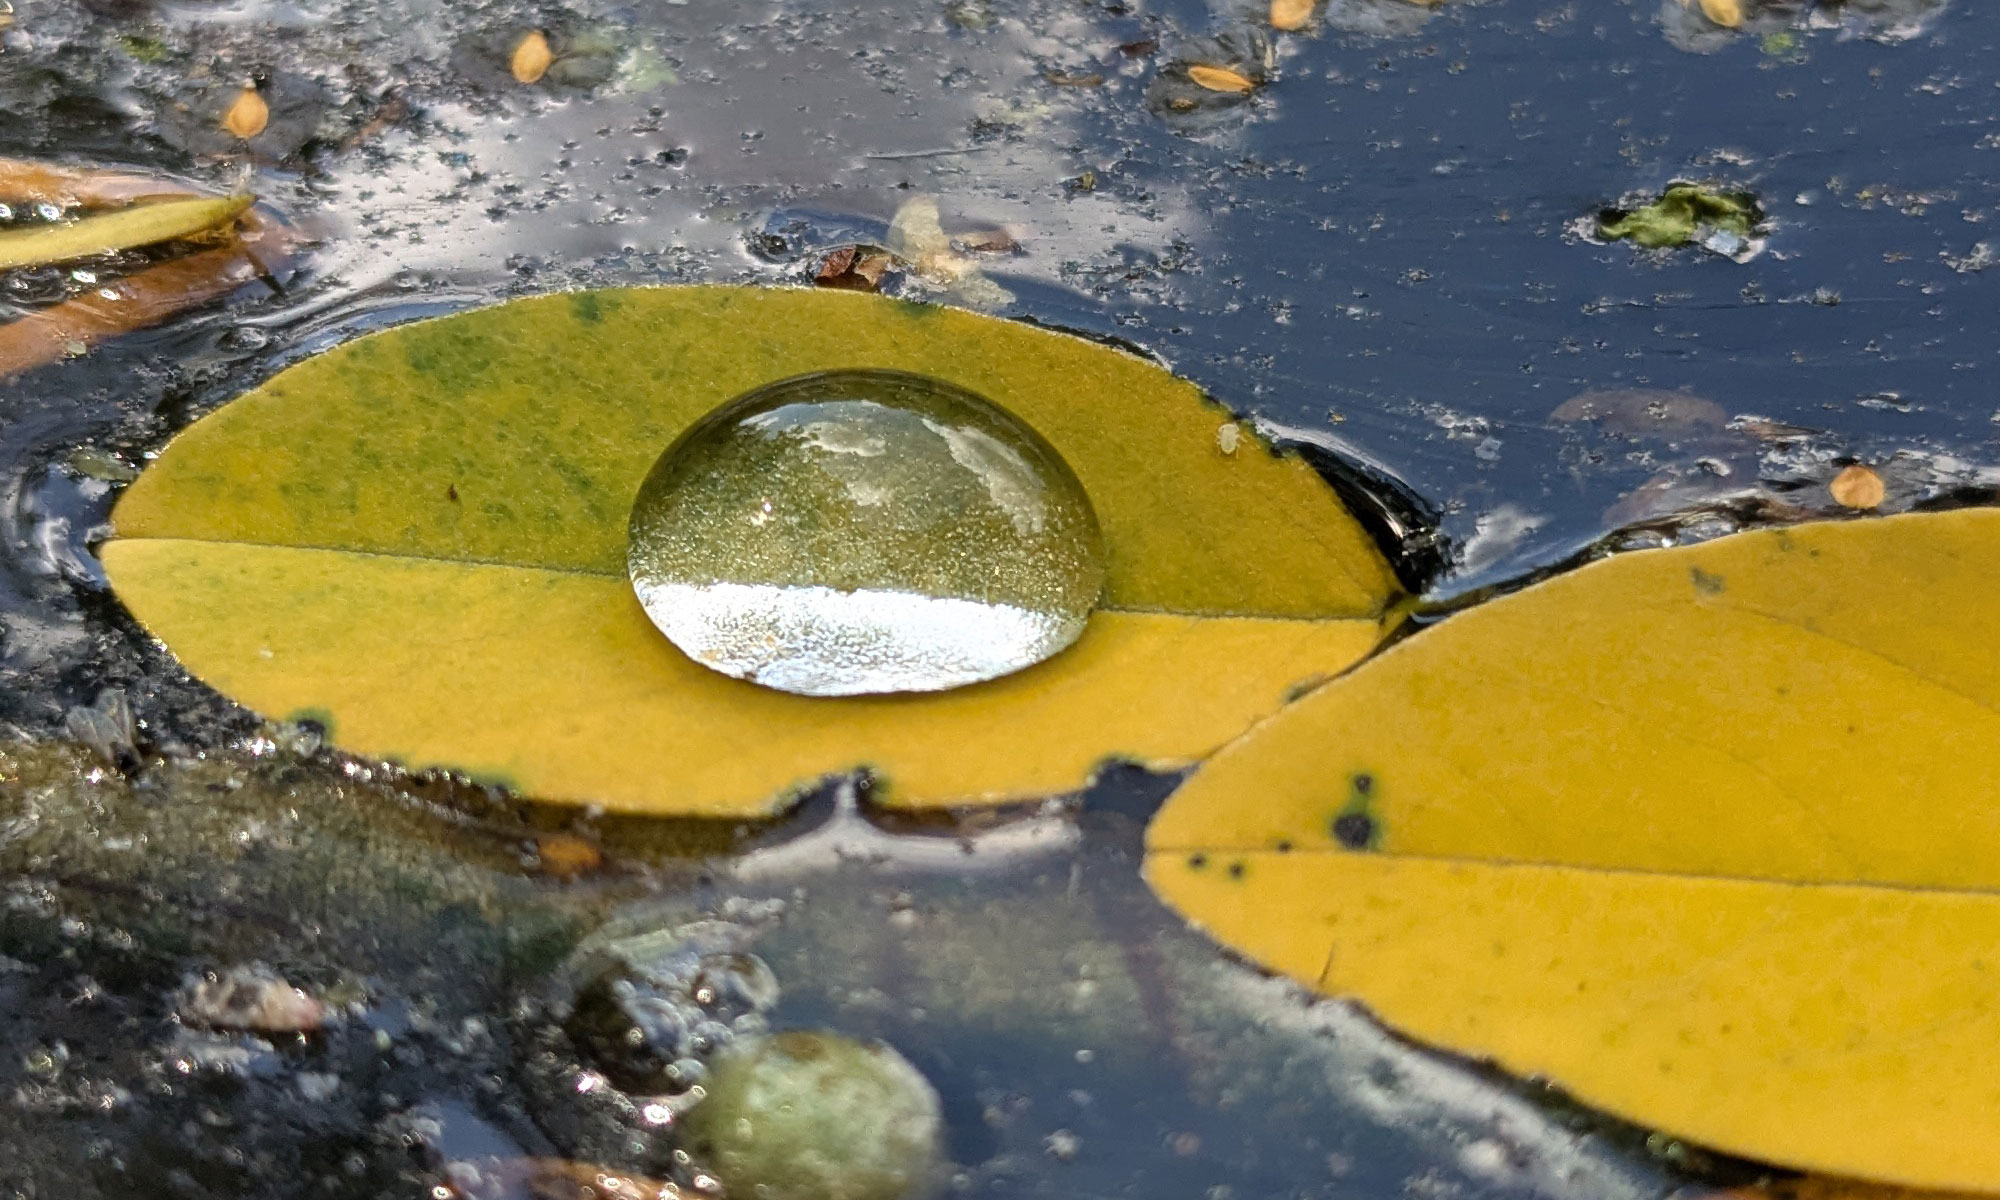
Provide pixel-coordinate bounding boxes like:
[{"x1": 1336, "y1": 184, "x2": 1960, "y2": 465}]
[
  {"x1": 511, "y1": 30, "x2": 555, "y2": 84},
  {"x1": 1187, "y1": 64, "x2": 1256, "y2": 94},
  {"x1": 1829, "y1": 464, "x2": 1885, "y2": 510},
  {"x1": 222, "y1": 87, "x2": 268, "y2": 140},
  {"x1": 536, "y1": 831, "x2": 603, "y2": 877},
  {"x1": 1270, "y1": 0, "x2": 1314, "y2": 31}
]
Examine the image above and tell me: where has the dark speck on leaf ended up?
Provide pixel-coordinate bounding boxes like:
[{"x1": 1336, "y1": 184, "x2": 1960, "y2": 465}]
[
  {"x1": 1188, "y1": 853, "x2": 1207, "y2": 869},
  {"x1": 1227, "y1": 861, "x2": 1246, "y2": 879},
  {"x1": 1332, "y1": 812, "x2": 1376, "y2": 851},
  {"x1": 1690, "y1": 567, "x2": 1725, "y2": 595},
  {"x1": 446, "y1": 484, "x2": 460, "y2": 502},
  {"x1": 1275, "y1": 839, "x2": 1293, "y2": 852},
  {"x1": 1351, "y1": 772, "x2": 1373, "y2": 796}
]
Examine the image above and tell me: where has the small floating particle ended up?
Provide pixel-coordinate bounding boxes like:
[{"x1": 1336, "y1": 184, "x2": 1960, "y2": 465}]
[
  {"x1": 1187, "y1": 64, "x2": 1256, "y2": 94},
  {"x1": 511, "y1": 30, "x2": 555, "y2": 84},
  {"x1": 221, "y1": 87, "x2": 269, "y2": 139},
  {"x1": 178, "y1": 964, "x2": 325, "y2": 1033},
  {"x1": 1698, "y1": 0, "x2": 1744, "y2": 28},
  {"x1": 1043, "y1": 69, "x2": 1105, "y2": 87},
  {"x1": 1829, "y1": 464, "x2": 1885, "y2": 510},
  {"x1": 1270, "y1": 0, "x2": 1314, "y2": 31}
]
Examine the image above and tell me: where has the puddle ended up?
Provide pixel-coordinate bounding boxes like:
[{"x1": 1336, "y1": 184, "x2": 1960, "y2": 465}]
[{"x1": 0, "y1": 0, "x2": 1995, "y2": 1192}]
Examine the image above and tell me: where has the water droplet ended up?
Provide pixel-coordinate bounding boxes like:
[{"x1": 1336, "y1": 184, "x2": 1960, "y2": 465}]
[{"x1": 628, "y1": 370, "x2": 1106, "y2": 696}]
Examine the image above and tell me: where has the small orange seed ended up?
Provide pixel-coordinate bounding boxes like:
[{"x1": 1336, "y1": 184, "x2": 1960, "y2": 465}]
[
  {"x1": 222, "y1": 88, "x2": 268, "y2": 140},
  {"x1": 1829, "y1": 464, "x2": 1885, "y2": 510},
  {"x1": 1270, "y1": 0, "x2": 1314, "y2": 31},
  {"x1": 511, "y1": 30, "x2": 555, "y2": 84}
]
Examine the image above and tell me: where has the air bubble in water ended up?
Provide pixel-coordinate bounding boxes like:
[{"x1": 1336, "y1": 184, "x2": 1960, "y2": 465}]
[{"x1": 627, "y1": 369, "x2": 1106, "y2": 696}]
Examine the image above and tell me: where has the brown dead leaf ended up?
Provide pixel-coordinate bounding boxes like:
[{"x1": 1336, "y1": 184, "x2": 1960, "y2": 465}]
[
  {"x1": 1044, "y1": 69, "x2": 1104, "y2": 87},
  {"x1": 813, "y1": 244, "x2": 894, "y2": 292},
  {"x1": 1829, "y1": 464, "x2": 1886, "y2": 510},
  {"x1": 0, "y1": 158, "x2": 200, "y2": 207},
  {"x1": 0, "y1": 207, "x2": 299, "y2": 379},
  {"x1": 512, "y1": 30, "x2": 555, "y2": 84},
  {"x1": 1187, "y1": 64, "x2": 1256, "y2": 94},
  {"x1": 222, "y1": 87, "x2": 269, "y2": 139},
  {"x1": 1270, "y1": 0, "x2": 1315, "y2": 30}
]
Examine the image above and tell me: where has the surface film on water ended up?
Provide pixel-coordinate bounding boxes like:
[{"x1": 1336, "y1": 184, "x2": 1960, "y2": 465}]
[{"x1": 626, "y1": 370, "x2": 1107, "y2": 696}]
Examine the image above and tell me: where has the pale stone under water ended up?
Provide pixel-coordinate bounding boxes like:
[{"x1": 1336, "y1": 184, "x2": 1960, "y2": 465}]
[{"x1": 628, "y1": 369, "x2": 1105, "y2": 697}]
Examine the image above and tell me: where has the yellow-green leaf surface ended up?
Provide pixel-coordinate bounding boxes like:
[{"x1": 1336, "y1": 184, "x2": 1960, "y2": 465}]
[
  {"x1": 1145, "y1": 510, "x2": 2000, "y2": 1191},
  {"x1": 105, "y1": 285, "x2": 1399, "y2": 816},
  {"x1": 0, "y1": 191, "x2": 252, "y2": 270}
]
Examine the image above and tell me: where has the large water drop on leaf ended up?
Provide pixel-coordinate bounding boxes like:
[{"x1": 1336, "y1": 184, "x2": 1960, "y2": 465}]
[{"x1": 627, "y1": 369, "x2": 1107, "y2": 696}]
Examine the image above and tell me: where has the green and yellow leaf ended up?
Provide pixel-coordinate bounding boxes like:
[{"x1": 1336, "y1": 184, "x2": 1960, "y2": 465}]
[
  {"x1": 105, "y1": 285, "x2": 1400, "y2": 816},
  {"x1": 0, "y1": 191, "x2": 252, "y2": 270},
  {"x1": 1145, "y1": 510, "x2": 2000, "y2": 1191}
]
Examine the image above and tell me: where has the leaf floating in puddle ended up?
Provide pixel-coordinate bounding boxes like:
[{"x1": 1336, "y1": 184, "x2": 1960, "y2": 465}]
[
  {"x1": 1187, "y1": 64, "x2": 1257, "y2": 94},
  {"x1": 103, "y1": 287, "x2": 1401, "y2": 817},
  {"x1": 0, "y1": 202, "x2": 300, "y2": 379},
  {"x1": 1145, "y1": 510, "x2": 2000, "y2": 1190},
  {"x1": 0, "y1": 190, "x2": 252, "y2": 270}
]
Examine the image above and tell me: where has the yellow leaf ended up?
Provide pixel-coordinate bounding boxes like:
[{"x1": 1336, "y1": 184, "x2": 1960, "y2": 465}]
[
  {"x1": 1269, "y1": 0, "x2": 1314, "y2": 31},
  {"x1": 104, "y1": 286, "x2": 1400, "y2": 817},
  {"x1": 1145, "y1": 510, "x2": 2000, "y2": 1191},
  {"x1": 1187, "y1": 65, "x2": 1256, "y2": 94},
  {"x1": 0, "y1": 191, "x2": 253, "y2": 271}
]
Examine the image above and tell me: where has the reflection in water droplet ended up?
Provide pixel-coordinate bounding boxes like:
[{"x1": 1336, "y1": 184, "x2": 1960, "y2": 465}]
[{"x1": 628, "y1": 369, "x2": 1106, "y2": 696}]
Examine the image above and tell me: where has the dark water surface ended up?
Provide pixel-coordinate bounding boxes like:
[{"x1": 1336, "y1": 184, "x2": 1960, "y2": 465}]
[{"x1": 0, "y1": 0, "x2": 1991, "y2": 1195}]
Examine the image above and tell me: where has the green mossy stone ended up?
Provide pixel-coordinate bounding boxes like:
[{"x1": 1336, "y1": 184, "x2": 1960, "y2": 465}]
[{"x1": 684, "y1": 1031, "x2": 943, "y2": 1200}]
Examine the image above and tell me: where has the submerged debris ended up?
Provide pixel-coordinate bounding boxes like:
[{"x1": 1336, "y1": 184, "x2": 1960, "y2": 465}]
[
  {"x1": 177, "y1": 964, "x2": 326, "y2": 1033},
  {"x1": 682, "y1": 1031, "x2": 943, "y2": 1200},
  {"x1": 62, "y1": 687, "x2": 139, "y2": 768}
]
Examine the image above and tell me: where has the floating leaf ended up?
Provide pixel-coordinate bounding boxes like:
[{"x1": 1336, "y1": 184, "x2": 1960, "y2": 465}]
[
  {"x1": 1145, "y1": 510, "x2": 2000, "y2": 1190},
  {"x1": 0, "y1": 205, "x2": 299, "y2": 379},
  {"x1": 0, "y1": 191, "x2": 252, "y2": 271},
  {"x1": 104, "y1": 286, "x2": 1400, "y2": 817}
]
